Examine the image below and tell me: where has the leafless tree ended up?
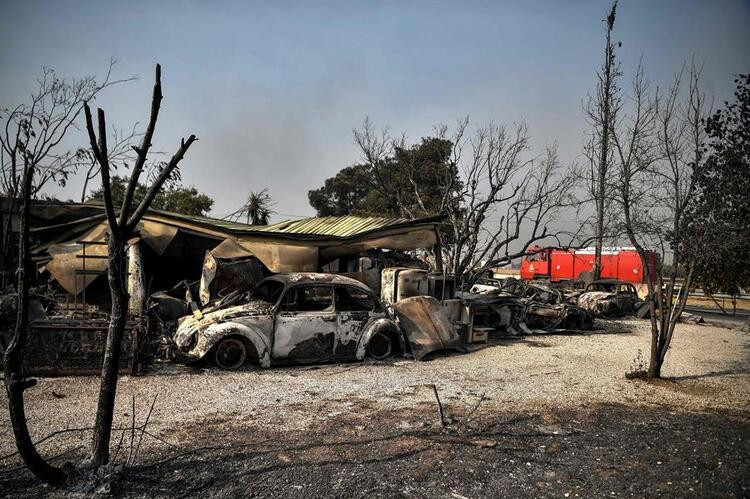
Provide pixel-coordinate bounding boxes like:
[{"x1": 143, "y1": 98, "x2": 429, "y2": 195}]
[
  {"x1": 355, "y1": 117, "x2": 581, "y2": 287},
  {"x1": 1, "y1": 63, "x2": 136, "y2": 487},
  {"x1": 79, "y1": 124, "x2": 142, "y2": 202},
  {"x1": 0, "y1": 61, "x2": 133, "y2": 277},
  {"x1": 3, "y1": 157, "x2": 71, "y2": 486},
  {"x1": 441, "y1": 122, "x2": 580, "y2": 287},
  {"x1": 82, "y1": 64, "x2": 196, "y2": 468},
  {"x1": 353, "y1": 117, "x2": 412, "y2": 217},
  {"x1": 583, "y1": 1, "x2": 621, "y2": 280},
  {"x1": 612, "y1": 61, "x2": 707, "y2": 378}
]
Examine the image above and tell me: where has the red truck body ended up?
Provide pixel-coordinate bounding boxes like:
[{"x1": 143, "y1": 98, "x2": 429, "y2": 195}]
[{"x1": 520, "y1": 246, "x2": 659, "y2": 284}]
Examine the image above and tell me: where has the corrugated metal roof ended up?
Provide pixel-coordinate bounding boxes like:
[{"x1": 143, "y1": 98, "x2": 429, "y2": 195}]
[
  {"x1": 146, "y1": 209, "x2": 443, "y2": 240},
  {"x1": 251, "y1": 216, "x2": 412, "y2": 237},
  {"x1": 30, "y1": 201, "x2": 443, "y2": 241}
]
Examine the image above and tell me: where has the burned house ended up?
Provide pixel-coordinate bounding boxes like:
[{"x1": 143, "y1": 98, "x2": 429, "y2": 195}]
[{"x1": 29, "y1": 202, "x2": 445, "y2": 311}]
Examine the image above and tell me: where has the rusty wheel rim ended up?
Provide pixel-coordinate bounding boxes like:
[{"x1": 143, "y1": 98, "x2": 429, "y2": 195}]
[
  {"x1": 215, "y1": 338, "x2": 246, "y2": 370},
  {"x1": 367, "y1": 332, "x2": 392, "y2": 360}
]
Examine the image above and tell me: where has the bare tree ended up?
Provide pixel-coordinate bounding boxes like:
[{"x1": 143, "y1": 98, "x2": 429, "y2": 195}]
[
  {"x1": 2, "y1": 62, "x2": 135, "y2": 488},
  {"x1": 612, "y1": 61, "x2": 707, "y2": 378},
  {"x1": 79, "y1": 124, "x2": 142, "y2": 202},
  {"x1": 0, "y1": 61, "x2": 133, "y2": 279},
  {"x1": 583, "y1": 1, "x2": 621, "y2": 280},
  {"x1": 3, "y1": 154, "x2": 70, "y2": 487},
  {"x1": 441, "y1": 122, "x2": 579, "y2": 287},
  {"x1": 355, "y1": 117, "x2": 580, "y2": 287},
  {"x1": 353, "y1": 117, "x2": 411, "y2": 217},
  {"x1": 82, "y1": 64, "x2": 196, "y2": 467}
]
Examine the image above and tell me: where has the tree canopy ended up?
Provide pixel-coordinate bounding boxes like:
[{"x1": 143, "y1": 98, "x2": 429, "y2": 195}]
[
  {"x1": 684, "y1": 74, "x2": 750, "y2": 294},
  {"x1": 88, "y1": 175, "x2": 214, "y2": 217},
  {"x1": 308, "y1": 137, "x2": 459, "y2": 218}
]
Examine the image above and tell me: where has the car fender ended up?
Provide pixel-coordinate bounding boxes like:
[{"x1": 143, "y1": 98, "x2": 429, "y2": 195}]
[
  {"x1": 199, "y1": 321, "x2": 272, "y2": 368},
  {"x1": 355, "y1": 318, "x2": 403, "y2": 360}
]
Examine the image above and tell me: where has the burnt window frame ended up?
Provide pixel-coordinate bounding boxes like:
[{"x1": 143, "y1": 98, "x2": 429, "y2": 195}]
[
  {"x1": 278, "y1": 284, "x2": 335, "y2": 314},
  {"x1": 334, "y1": 285, "x2": 379, "y2": 313}
]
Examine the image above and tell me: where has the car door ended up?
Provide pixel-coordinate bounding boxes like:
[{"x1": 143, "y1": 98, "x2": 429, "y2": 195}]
[
  {"x1": 334, "y1": 285, "x2": 379, "y2": 360},
  {"x1": 273, "y1": 285, "x2": 336, "y2": 363}
]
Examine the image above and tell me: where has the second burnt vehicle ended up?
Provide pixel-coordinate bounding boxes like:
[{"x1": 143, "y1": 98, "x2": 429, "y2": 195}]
[
  {"x1": 521, "y1": 283, "x2": 594, "y2": 331},
  {"x1": 576, "y1": 279, "x2": 640, "y2": 317},
  {"x1": 173, "y1": 273, "x2": 404, "y2": 370}
]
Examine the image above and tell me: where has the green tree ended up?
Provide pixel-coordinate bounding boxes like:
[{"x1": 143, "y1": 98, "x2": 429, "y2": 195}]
[
  {"x1": 684, "y1": 73, "x2": 750, "y2": 295},
  {"x1": 308, "y1": 137, "x2": 458, "y2": 218},
  {"x1": 88, "y1": 175, "x2": 213, "y2": 216},
  {"x1": 308, "y1": 164, "x2": 375, "y2": 216}
]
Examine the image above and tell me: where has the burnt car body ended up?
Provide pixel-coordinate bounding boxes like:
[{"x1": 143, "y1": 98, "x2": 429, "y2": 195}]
[
  {"x1": 462, "y1": 283, "x2": 528, "y2": 335},
  {"x1": 521, "y1": 283, "x2": 594, "y2": 330},
  {"x1": 174, "y1": 273, "x2": 404, "y2": 369},
  {"x1": 577, "y1": 279, "x2": 639, "y2": 317}
]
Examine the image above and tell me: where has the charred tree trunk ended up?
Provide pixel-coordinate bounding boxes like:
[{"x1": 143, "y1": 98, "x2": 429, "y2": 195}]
[
  {"x1": 3, "y1": 162, "x2": 69, "y2": 486},
  {"x1": 86, "y1": 234, "x2": 128, "y2": 466},
  {"x1": 1, "y1": 195, "x2": 18, "y2": 286},
  {"x1": 83, "y1": 64, "x2": 196, "y2": 468},
  {"x1": 647, "y1": 303, "x2": 662, "y2": 378},
  {"x1": 593, "y1": 2, "x2": 618, "y2": 280}
]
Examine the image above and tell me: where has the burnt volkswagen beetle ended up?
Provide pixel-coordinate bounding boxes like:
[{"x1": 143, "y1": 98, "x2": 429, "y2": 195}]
[{"x1": 173, "y1": 273, "x2": 404, "y2": 370}]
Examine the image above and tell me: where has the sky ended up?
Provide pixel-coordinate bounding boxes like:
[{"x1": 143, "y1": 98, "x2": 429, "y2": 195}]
[{"x1": 1, "y1": 0, "x2": 748, "y2": 222}]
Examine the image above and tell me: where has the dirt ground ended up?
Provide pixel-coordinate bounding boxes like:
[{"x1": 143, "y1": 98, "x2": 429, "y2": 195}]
[{"x1": 1, "y1": 318, "x2": 748, "y2": 497}]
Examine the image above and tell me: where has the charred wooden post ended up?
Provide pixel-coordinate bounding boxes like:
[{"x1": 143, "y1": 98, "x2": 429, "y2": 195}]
[
  {"x1": 127, "y1": 241, "x2": 146, "y2": 315},
  {"x1": 433, "y1": 238, "x2": 444, "y2": 274}
]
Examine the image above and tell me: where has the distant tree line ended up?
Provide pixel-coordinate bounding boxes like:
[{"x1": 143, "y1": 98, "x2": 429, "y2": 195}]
[{"x1": 88, "y1": 174, "x2": 213, "y2": 217}]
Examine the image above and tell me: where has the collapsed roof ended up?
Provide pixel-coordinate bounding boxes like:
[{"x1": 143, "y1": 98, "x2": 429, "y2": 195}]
[{"x1": 29, "y1": 202, "x2": 443, "y2": 295}]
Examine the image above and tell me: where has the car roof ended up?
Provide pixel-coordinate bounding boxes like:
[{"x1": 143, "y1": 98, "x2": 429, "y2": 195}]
[
  {"x1": 592, "y1": 279, "x2": 632, "y2": 285},
  {"x1": 264, "y1": 272, "x2": 373, "y2": 292}
]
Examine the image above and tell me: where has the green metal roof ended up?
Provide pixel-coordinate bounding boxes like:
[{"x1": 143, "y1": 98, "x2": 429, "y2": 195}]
[{"x1": 250, "y1": 216, "x2": 418, "y2": 237}]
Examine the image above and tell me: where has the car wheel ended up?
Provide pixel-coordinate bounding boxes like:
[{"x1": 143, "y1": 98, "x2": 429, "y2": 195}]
[
  {"x1": 367, "y1": 331, "x2": 393, "y2": 360},
  {"x1": 214, "y1": 337, "x2": 247, "y2": 370}
]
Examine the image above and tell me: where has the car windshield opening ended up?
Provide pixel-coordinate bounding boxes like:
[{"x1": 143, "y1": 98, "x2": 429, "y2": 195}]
[
  {"x1": 589, "y1": 282, "x2": 617, "y2": 292},
  {"x1": 252, "y1": 280, "x2": 285, "y2": 304}
]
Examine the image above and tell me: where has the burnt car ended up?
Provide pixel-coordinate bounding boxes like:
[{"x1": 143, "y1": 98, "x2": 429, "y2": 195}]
[
  {"x1": 577, "y1": 279, "x2": 639, "y2": 317},
  {"x1": 174, "y1": 273, "x2": 404, "y2": 370},
  {"x1": 521, "y1": 283, "x2": 594, "y2": 330}
]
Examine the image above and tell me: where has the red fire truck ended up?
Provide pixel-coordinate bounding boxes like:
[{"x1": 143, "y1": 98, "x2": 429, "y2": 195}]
[{"x1": 520, "y1": 246, "x2": 659, "y2": 284}]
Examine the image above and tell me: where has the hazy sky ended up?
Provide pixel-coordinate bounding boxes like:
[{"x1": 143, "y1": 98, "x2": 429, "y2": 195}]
[{"x1": 1, "y1": 0, "x2": 748, "y2": 222}]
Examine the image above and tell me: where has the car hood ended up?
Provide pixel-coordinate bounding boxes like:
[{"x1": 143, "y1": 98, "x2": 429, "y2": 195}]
[
  {"x1": 578, "y1": 291, "x2": 616, "y2": 301},
  {"x1": 577, "y1": 291, "x2": 618, "y2": 314},
  {"x1": 391, "y1": 296, "x2": 465, "y2": 360},
  {"x1": 174, "y1": 300, "x2": 274, "y2": 350}
]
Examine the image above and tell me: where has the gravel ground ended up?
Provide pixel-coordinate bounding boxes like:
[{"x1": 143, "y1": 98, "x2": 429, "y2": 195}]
[{"x1": 1, "y1": 318, "x2": 748, "y2": 496}]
